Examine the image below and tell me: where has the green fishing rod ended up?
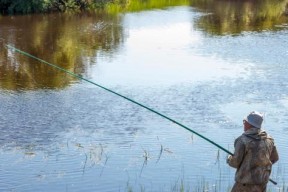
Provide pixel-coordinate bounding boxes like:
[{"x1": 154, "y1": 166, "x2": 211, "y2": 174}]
[{"x1": 5, "y1": 44, "x2": 277, "y2": 185}]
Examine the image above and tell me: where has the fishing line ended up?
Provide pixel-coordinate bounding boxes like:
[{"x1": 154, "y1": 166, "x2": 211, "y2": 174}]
[{"x1": 5, "y1": 44, "x2": 277, "y2": 185}]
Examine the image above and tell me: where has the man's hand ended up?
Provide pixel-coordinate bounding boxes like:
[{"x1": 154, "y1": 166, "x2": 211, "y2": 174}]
[{"x1": 226, "y1": 155, "x2": 232, "y2": 164}]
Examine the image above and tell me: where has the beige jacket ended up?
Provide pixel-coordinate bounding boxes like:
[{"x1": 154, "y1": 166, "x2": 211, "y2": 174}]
[{"x1": 227, "y1": 128, "x2": 279, "y2": 184}]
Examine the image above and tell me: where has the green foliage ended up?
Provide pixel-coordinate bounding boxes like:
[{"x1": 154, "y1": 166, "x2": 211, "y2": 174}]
[
  {"x1": 0, "y1": 0, "x2": 190, "y2": 14},
  {"x1": 45, "y1": 0, "x2": 89, "y2": 12},
  {"x1": 105, "y1": 0, "x2": 190, "y2": 13},
  {"x1": 0, "y1": 0, "x2": 45, "y2": 14},
  {"x1": 88, "y1": 0, "x2": 114, "y2": 9},
  {"x1": 0, "y1": 0, "x2": 113, "y2": 14}
]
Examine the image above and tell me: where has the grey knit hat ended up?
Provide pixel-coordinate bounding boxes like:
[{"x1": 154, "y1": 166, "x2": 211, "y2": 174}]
[{"x1": 244, "y1": 111, "x2": 263, "y2": 129}]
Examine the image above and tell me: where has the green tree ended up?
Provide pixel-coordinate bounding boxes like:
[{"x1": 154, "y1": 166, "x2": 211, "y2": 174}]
[
  {"x1": 0, "y1": 0, "x2": 115, "y2": 14},
  {"x1": 0, "y1": 0, "x2": 45, "y2": 14}
]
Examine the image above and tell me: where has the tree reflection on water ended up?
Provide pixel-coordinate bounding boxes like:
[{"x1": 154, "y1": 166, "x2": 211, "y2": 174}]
[
  {"x1": 191, "y1": 0, "x2": 288, "y2": 35},
  {"x1": 0, "y1": 12, "x2": 124, "y2": 90}
]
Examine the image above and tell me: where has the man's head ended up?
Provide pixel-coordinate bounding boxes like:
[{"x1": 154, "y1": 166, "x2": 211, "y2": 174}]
[{"x1": 243, "y1": 111, "x2": 263, "y2": 131}]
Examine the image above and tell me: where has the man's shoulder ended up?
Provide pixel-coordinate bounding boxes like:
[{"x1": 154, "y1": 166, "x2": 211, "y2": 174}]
[
  {"x1": 235, "y1": 133, "x2": 255, "y2": 144},
  {"x1": 234, "y1": 134, "x2": 246, "y2": 145}
]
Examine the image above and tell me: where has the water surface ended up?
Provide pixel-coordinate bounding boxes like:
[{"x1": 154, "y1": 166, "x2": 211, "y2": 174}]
[{"x1": 1, "y1": 1, "x2": 288, "y2": 191}]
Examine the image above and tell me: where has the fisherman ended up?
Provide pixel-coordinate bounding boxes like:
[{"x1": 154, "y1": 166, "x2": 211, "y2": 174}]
[{"x1": 227, "y1": 111, "x2": 279, "y2": 192}]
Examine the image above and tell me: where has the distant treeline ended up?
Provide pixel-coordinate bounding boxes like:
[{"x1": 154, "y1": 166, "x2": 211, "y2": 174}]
[{"x1": 0, "y1": 0, "x2": 128, "y2": 14}]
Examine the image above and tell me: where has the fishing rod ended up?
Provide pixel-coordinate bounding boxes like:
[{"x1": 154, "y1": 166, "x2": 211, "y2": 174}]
[{"x1": 5, "y1": 44, "x2": 277, "y2": 185}]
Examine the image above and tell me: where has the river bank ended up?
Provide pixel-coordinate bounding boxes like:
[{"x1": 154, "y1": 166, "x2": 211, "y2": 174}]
[{"x1": 0, "y1": 0, "x2": 189, "y2": 15}]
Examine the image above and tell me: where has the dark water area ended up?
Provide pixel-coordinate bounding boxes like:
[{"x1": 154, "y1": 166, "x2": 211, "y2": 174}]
[{"x1": 1, "y1": 0, "x2": 288, "y2": 191}]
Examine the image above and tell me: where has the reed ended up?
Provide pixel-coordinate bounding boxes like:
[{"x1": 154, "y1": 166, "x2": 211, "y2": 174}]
[
  {"x1": 140, "y1": 148, "x2": 150, "y2": 176},
  {"x1": 156, "y1": 144, "x2": 163, "y2": 163}
]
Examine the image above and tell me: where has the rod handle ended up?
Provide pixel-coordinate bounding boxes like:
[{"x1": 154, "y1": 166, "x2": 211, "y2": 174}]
[{"x1": 269, "y1": 178, "x2": 277, "y2": 185}]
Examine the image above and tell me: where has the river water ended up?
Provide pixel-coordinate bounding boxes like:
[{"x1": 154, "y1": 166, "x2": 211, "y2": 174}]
[{"x1": 1, "y1": 1, "x2": 288, "y2": 191}]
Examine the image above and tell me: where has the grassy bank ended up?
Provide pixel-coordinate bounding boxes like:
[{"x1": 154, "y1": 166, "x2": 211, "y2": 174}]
[{"x1": 0, "y1": 0, "x2": 189, "y2": 15}]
